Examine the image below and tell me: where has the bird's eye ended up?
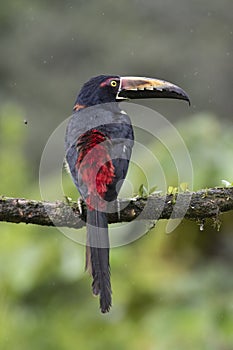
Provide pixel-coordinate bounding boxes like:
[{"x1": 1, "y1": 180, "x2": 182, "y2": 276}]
[{"x1": 110, "y1": 80, "x2": 117, "y2": 87}]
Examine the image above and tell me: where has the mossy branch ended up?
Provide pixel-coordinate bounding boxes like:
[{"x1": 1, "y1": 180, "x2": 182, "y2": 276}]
[{"x1": 0, "y1": 187, "x2": 233, "y2": 229}]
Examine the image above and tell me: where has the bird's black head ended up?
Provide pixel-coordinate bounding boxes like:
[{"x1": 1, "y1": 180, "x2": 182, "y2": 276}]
[
  {"x1": 73, "y1": 74, "x2": 190, "y2": 110},
  {"x1": 74, "y1": 75, "x2": 121, "y2": 108}
]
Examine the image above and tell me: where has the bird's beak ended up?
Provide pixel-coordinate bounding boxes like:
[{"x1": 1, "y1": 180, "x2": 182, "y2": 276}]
[{"x1": 117, "y1": 76, "x2": 190, "y2": 104}]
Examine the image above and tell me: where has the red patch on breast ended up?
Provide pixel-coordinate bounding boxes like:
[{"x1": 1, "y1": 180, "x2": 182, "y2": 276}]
[{"x1": 76, "y1": 129, "x2": 115, "y2": 210}]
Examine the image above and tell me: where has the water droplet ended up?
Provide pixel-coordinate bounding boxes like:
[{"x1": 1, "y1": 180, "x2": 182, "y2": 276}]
[{"x1": 199, "y1": 221, "x2": 204, "y2": 231}]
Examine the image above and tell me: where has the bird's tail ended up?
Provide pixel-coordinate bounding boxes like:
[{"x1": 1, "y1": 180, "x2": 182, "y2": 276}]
[{"x1": 86, "y1": 208, "x2": 112, "y2": 313}]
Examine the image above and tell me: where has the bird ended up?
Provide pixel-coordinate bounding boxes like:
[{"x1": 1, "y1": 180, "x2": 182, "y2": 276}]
[{"x1": 65, "y1": 75, "x2": 190, "y2": 313}]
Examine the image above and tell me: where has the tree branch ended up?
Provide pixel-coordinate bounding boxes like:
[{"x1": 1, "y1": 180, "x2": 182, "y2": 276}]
[{"x1": 0, "y1": 187, "x2": 233, "y2": 229}]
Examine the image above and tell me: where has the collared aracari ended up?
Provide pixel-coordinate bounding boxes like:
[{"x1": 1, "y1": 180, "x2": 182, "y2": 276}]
[{"x1": 65, "y1": 75, "x2": 189, "y2": 313}]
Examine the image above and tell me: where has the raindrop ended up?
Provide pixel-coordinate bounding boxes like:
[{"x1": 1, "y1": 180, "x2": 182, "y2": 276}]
[{"x1": 199, "y1": 221, "x2": 204, "y2": 231}]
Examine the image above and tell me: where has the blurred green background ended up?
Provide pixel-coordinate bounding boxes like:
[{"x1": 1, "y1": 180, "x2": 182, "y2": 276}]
[{"x1": 0, "y1": 1, "x2": 233, "y2": 349}]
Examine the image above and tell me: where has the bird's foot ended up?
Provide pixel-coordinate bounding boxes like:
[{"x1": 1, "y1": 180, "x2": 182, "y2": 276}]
[{"x1": 77, "y1": 197, "x2": 83, "y2": 215}]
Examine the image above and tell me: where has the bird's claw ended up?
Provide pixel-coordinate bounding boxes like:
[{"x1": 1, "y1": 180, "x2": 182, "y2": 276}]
[{"x1": 77, "y1": 198, "x2": 83, "y2": 215}]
